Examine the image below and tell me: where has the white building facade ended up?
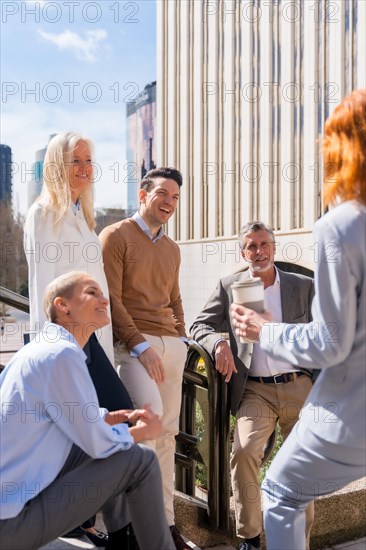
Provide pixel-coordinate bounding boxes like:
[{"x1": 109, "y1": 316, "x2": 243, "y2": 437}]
[{"x1": 156, "y1": 0, "x2": 366, "y2": 328}]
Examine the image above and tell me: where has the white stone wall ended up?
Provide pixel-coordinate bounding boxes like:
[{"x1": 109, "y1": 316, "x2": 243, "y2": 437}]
[{"x1": 157, "y1": 0, "x2": 366, "y2": 326}]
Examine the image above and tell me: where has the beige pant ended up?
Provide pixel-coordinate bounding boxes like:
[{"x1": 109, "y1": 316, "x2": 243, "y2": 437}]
[
  {"x1": 231, "y1": 376, "x2": 314, "y2": 547},
  {"x1": 114, "y1": 334, "x2": 187, "y2": 526}
]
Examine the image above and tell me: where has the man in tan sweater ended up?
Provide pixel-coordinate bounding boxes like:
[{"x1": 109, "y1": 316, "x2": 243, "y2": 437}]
[{"x1": 100, "y1": 167, "x2": 190, "y2": 550}]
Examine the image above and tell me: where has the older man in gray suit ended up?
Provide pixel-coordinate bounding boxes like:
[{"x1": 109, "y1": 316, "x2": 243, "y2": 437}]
[{"x1": 191, "y1": 221, "x2": 315, "y2": 550}]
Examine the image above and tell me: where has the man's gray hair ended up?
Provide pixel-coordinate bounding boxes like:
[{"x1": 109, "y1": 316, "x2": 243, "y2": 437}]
[{"x1": 238, "y1": 221, "x2": 275, "y2": 249}]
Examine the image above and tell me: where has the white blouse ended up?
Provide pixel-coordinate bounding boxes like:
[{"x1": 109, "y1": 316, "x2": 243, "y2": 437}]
[{"x1": 24, "y1": 201, "x2": 115, "y2": 365}]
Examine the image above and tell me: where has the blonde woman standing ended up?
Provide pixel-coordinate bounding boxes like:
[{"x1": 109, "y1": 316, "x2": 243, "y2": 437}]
[{"x1": 25, "y1": 132, "x2": 113, "y2": 363}]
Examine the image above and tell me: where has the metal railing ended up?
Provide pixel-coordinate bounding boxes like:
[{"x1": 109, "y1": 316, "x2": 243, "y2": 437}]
[
  {"x1": 175, "y1": 341, "x2": 231, "y2": 530},
  {"x1": 0, "y1": 286, "x2": 29, "y2": 313},
  {"x1": 176, "y1": 340, "x2": 278, "y2": 532}
]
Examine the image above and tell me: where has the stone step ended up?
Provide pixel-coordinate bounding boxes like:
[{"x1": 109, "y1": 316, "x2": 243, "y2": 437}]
[
  {"x1": 173, "y1": 477, "x2": 366, "y2": 550},
  {"x1": 39, "y1": 536, "x2": 366, "y2": 550}
]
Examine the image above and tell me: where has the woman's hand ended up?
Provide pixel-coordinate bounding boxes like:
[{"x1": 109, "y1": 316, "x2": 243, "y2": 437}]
[
  {"x1": 230, "y1": 304, "x2": 273, "y2": 342},
  {"x1": 104, "y1": 409, "x2": 134, "y2": 425},
  {"x1": 128, "y1": 404, "x2": 162, "y2": 443},
  {"x1": 104, "y1": 405, "x2": 162, "y2": 442}
]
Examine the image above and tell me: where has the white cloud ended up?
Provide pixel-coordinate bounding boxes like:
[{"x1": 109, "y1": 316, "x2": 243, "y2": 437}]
[{"x1": 38, "y1": 29, "x2": 108, "y2": 63}]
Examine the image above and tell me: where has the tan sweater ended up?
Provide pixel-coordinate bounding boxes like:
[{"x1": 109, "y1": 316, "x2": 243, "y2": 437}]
[{"x1": 100, "y1": 218, "x2": 186, "y2": 350}]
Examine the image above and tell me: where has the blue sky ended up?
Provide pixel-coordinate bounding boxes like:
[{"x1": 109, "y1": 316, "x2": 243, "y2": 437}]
[{"x1": 1, "y1": 0, "x2": 156, "y2": 214}]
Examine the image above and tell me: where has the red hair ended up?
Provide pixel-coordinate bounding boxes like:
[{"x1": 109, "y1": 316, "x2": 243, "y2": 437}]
[{"x1": 323, "y1": 89, "x2": 366, "y2": 206}]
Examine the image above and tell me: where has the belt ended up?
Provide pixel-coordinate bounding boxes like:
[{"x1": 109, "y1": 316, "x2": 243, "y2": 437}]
[{"x1": 248, "y1": 371, "x2": 307, "y2": 385}]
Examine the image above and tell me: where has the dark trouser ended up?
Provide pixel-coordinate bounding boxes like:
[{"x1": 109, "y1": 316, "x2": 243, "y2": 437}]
[
  {"x1": 0, "y1": 445, "x2": 175, "y2": 550},
  {"x1": 82, "y1": 333, "x2": 133, "y2": 529},
  {"x1": 84, "y1": 333, "x2": 133, "y2": 412}
]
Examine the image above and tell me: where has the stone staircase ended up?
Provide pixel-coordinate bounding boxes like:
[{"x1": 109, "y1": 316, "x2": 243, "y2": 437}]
[
  {"x1": 40, "y1": 477, "x2": 365, "y2": 550},
  {"x1": 173, "y1": 477, "x2": 366, "y2": 549}
]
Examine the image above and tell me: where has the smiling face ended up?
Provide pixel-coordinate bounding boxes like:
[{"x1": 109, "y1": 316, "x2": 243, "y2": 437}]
[
  {"x1": 241, "y1": 229, "x2": 276, "y2": 274},
  {"x1": 68, "y1": 140, "x2": 93, "y2": 202},
  {"x1": 61, "y1": 276, "x2": 110, "y2": 331},
  {"x1": 139, "y1": 177, "x2": 180, "y2": 233}
]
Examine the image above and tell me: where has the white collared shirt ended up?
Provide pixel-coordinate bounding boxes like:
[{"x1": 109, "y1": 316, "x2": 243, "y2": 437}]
[
  {"x1": 249, "y1": 267, "x2": 298, "y2": 377},
  {"x1": 132, "y1": 211, "x2": 165, "y2": 243}
]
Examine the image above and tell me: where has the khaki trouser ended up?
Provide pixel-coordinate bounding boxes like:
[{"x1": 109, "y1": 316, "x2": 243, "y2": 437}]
[
  {"x1": 231, "y1": 376, "x2": 314, "y2": 548},
  {"x1": 115, "y1": 334, "x2": 187, "y2": 526}
]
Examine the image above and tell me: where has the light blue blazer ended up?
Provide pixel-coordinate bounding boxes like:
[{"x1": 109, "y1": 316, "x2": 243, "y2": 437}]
[{"x1": 261, "y1": 200, "x2": 366, "y2": 449}]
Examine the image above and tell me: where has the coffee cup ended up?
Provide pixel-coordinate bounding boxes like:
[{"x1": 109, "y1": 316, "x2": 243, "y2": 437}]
[{"x1": 231, "y1": 277, "x2": 264, "y2": 343}]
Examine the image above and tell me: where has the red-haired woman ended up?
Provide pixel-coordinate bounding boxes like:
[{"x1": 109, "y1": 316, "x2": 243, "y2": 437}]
[{"x1": 231, "y1": 89, "x2": 366, "y2": 549}]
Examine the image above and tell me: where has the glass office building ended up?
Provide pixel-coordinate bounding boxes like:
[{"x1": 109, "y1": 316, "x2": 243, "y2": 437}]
[
  {"x1": 27, "y1": 135, "x2": 57, "y2": 209},
  {"x1": 0, "y1": 144, "x2": 12, "y2": 204},
  {"x1": 126, "y1": 81, "x2": 156, "y2": 213},
  {"x1": 27, "y1": 146, "x2": 46, "y2": 208}
]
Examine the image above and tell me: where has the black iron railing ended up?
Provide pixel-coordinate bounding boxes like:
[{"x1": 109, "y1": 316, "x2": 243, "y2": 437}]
[
  {"x1": 176, "y1": 340, "x2": 278, "y2": 532},
  {"x1": 175, "y1": 340, "x2": 231, "y2": 530}
]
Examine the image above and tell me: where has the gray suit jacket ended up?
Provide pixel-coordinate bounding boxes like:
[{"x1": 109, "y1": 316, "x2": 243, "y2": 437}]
[{"x1": 190, "y1": 267, "x2": 314, "y2": 415}]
